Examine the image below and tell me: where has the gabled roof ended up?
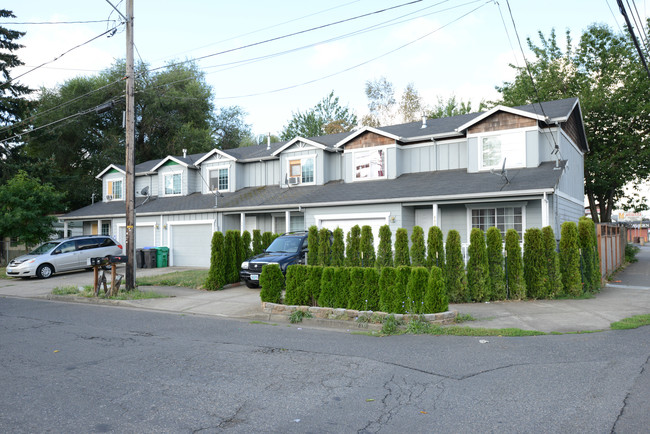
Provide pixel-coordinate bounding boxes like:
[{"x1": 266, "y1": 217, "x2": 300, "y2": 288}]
[
  {"x1": 271, "y1": 137, "x2": 330, "y2": 156},
  {"x1": 95, "y1": 164, "x2": 125, "y2": 179},
  {"x1": 194, "y1": 148, "x2": 237, "y2": 165},
  {"x1": 334, "y1": 126, "x2": 401, "y2": 148},
  {"x1": 150, "y1": 155, "x2": 198, "y2": 172}
]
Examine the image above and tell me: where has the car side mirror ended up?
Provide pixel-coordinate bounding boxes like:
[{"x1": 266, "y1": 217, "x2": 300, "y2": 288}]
[{"x1": 302, "y1": 247, "x2": 309, "y2": 253}]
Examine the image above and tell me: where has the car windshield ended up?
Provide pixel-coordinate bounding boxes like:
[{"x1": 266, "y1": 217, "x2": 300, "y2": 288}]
[
  {"x1": 29, "y1": 241, "x2": 60, "y2": 255},
  {"x1": 265, "y1": 237, "x2": 302, "y2": 253}
]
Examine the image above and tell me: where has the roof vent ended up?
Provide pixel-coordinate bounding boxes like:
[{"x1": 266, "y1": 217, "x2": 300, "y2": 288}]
[
  {"x1": 182, "y1": 148, "x2": 187, "y2": 158},
  {"x1": 421, "y1": 115, "x2": 427, "y2": 129},
  {"x1": 266, "y1": 132, "x2": 271, "y2": 150}
]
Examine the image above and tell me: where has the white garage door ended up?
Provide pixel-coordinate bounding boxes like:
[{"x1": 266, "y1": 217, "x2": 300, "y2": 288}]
[
  {"x1": 316, "y1": 213, "x2": 389, "y2": 249},
  {"x1": 169, "y1": 223, "x2": 213, "y2": 267},
  {"x1": 118, "y1": 225, "x2": 155, "y2": 250}
]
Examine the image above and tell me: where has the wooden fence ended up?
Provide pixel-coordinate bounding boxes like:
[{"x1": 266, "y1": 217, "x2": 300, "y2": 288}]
[{"x1": 596, "y1": 224, "x2": 627, "y2": 280}]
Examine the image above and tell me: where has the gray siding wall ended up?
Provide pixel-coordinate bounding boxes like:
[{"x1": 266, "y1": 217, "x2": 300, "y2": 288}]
[
  {"x1": 526, "y1": 199, "x2": 542, "y2": 231},
  {"x1": 467, "y1": 137, "x2": 479, "y2": 172},
  {"x1": 526, "y1": 130, "x2": 539, "y2": 168},
  {"x1": 199, "y1": 157, "x2": 235, "y2": 193},
  {"x1": 555, "y1": 195, "x2": 584, "y2": 231},
  {"x1": 556, "y1": 132, "x2": 585, "y2": 200},
  {"x1": 134, "y1": 174, "x2": 157, "y2": 197},
  {"x1": 157, "y1": 165, "x2": 189, "y2": 197},
  {"x1": 399, "y1": 140, "x2": 468, "y2": 175},
  {"x1": 323, "y1": 151, "x2": 342, "y2": 183},
  {"x1": 440, "y1": 204, "x2": 467, "y2": 242}
]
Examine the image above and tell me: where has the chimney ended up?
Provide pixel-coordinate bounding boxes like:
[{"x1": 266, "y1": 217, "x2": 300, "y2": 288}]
[
  {"x1": 266, "y1": 132, "x2": 271, "y2": 150},
  {"x1": 182, "y1": 148, "x2": 187, "y2": 158},
  {"x1": 421, "y1": 115, "x2": 427, "y2": 129}
]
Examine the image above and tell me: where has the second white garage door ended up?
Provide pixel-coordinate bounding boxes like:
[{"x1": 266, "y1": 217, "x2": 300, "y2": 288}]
[
  {"x1": 169, "y1": 222, "x2": 213, "y2": 267},
  {"x1": 315, "y1": 213, "x2": 389, "y2": 248}
]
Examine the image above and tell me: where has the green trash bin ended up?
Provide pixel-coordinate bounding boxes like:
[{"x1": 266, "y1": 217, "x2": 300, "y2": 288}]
[{"x1": 156, "y1": 246, "x2": 169, "y2": 268}]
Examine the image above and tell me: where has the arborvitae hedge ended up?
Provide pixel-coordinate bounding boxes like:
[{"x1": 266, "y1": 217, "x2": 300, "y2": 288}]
[
  {"x1": 332, "y1": 267, "x2": 350, "y2": 309},
  {"x1": 394, "y1": 228, "x2": 410, "y2": 266},
  {"x1": 284, "y1": 265, "x2": 310, "y2": 306},
  {"x1": 523, "y1": 228, "x2": 546, "y2": 299},
  {"x1": 425, "y1": 266, "x2": 448, "y2": 313},
  {"x1": 486, "y1": 227, "x2": 505, "y2": 301},
  {"x1": 427, "y1": 226, "x2": 445, "y2": 272},
  {"x1": 331, "y1": 227, "x2": 345, "y2": 267},
  {"x1": 260, "y1": 263, "x2": 284, "y2": 303},
  {"x1": 317, "y1": 267, "x2": 337, "y2": 307},
  {"x1": 224, "y1": 230, "x2": 240, "y2": 284},
  {"x1": 392, "y1": 266, "x2": 411, "y2": 314},
  {"x1": 261, "y1": 231, "x2": 273, "y2": 251},
  {"x1": 410, "y1": 226, "x2": 426, "y2": 267},
  {"x1": 306, "y1": 266, "x2": 323, "y2": 306},
  {"x1": 205, "y1": 231, "x2": 226, "y2": 290},
  {"x1": 467, "y1": 228, "x2": 489, "y2": 302},
  {"x1": 307, "y1": 225, "x2": 319, "y2": 265},
  {"x1": 363, "y1": 267, "x2": 380, "y2": 311},
  {"x1": 359, "y1": 225, "x2": 376, "y2": 267},
  {"x1": 560, "y1": 221, "x2": 582, "y2": 296},
  {"x1": 578, "y1": 217, "x2": 597, "y2": 292},
  {"x1": 345, "y1": 225, "x2": 361, "y2": 266},
  {"x1": 318, "y1": 228, "x2": 331, "y2": 266},
  {"x1": 505, "y1": 229, "x2": 525, "y2": 299},
  {"x1": 445, "y1": 230, "x2": 467, "y2": 303},
  {"x1": 376, "y1": 224, "x2": 394, "y2": 268},
  {"x1": 235, "y1": 231, "x2": 245, "y2": 273},
  {"x1": 587, "y1": 217, "x2": 601, "y2": 290},
  {"x1": 407, "y1": 266, "x2": 429, "y2": 314},
  {"x1": 347, "y1": 267, "x2": 365, "y2": 310},
  {"x1": 241, "y1": 230, "x2": 252, "y2": 261},
  {"x1": 252, "y1": 229, "x2": 263, "y2": 256},
  {"x1": 542, "y1": 226, "x2": 562, "y2": 298},
  {"x1": 378, "y1": 267, "x2": 396, "y2": 313}
]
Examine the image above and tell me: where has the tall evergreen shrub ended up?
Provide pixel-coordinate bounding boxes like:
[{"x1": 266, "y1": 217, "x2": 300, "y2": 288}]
[
  {"x1": 542, "y1": 226, "x2": 562, "y2": 298},
  {"x1": 252, "y1": 229, "x2": 263, "y2": 255},
  {"x1": 261, "y1": 231, "x2": 273, "y2": 251},
  {"x1": 205, "y1": 231, "x2": 226, "y2": 290},
  {"x1": 224, "y1": 230, "x2": 240, "y2": 284},
  {"x1": 378, "y1": 267, "x2": 396, "y2": 313},
  {"x1": 394, "y1": 228, "x2": 410, "y2": 266},
  {"x1": 306, "y1": 266, "x2": 323, "y2": 306},
  {"x1": 410, "y1": 226, "x2": 426, "y2": 267},
  {"x1": 424, "y1": 266, "x2": 448, "y2": 313},
  {"x1": 407, "y1": 267, "x2": 429, "y2": 314},
  {"x1": 427, "y1": 226, "x2": 445, "y2": 272},
  {"x1": 345, "y1": 225, "x2": 361, "y2": 266},
  {"x1": 486, "y1": 227, "x2": 505, "y2": 300},
  {"x1": 359, "y1": 225, "x2": 376, "y2": 267},
  {"x1": 523, "y1": 228, "x2": 546, "y2": 299},
  {"x1": 363, "y1": 267, "x2": 380, "y2": 311},
  {"x1": 331, "y1": 227, "x2": 345, "y2": 267},
  {"x1": 284, "y1": 265, "x2": 309, "y2": 306},
  {"x1": 235, "y1": 231, "x2": 245, "y2": 273},
  {"x1": 588, "y1": 218, "x2": 601, "y2": 289},
  {"x1": 347, "y1": 267, "x2": 366, "y2": 310},
  {"x1": 307, "y1": 225, "x2": 319, "y2": 265},
  {"x1": 259, "y1": 264, "x2": 284, "y2": 303},
  {"x1": 392, "y1": 266, "x2": 411, "y2": 314},
  {"x1": 241, "y1": 230, "x2": 252, "y2": 260},
  {"x1": 578, "y1": 217, "x2": 597, "y2": 292},
  {"x1": 505, "y1": 229, "x2": 525, "y2": 299},
  {"x1": 445, "y1": 230, "x2": 467, "y2": 303},
  {"x1": 467, "y1": 228, "x2": 490, "y2": 302},
  {"x1": 376, "y1": 224, "x2": 393, "y2": 268},
  {"x1": 318, "y1": 228, "x2": 331, "y2": 266},
  {"x1": 332, "y1": 267, "x2": 350, "y2": 309},
  {"x1": 560, "y1": 221, "x2": 582, "y2": 296},
  {"x1": 318, "y1": 267, "x2": 337, "y2": 307}
]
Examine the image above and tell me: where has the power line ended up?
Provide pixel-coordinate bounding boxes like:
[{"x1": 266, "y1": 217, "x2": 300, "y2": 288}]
[
  {"x1": 617, "y1": 0, "x2": 650, "y2": 78},
  {"x1": 605, "y1": 0, "x2": 626, "y2": 34},
  {"x1": 629, "y1": 0, "x2": 650, "y2": 55},
  {"x1": 0, "y1": 19, "x2": 115, "y2": 25}
]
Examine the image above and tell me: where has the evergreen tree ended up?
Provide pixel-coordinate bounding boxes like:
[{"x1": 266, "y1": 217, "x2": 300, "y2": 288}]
[
  {"x1": 345, "y1": 225, "x2": 361, "y2": 266},
  {"x1": 307, "y1": 225, "x2": 319, "y2": 265},
  {"x1": 224, "y1": 230, "x2": 240, "y2": 284},
  {"x1": 467, "y1": 228, "x2": 490, "y2": 302},
  {"x1": 486, "y1": 227, "x2": 505, "y2": 300},
  {"x1": 317, "y1": 267, "x2": 337, "y2": 307},
  {"x1": 392, "y1": 266, "x2": 411, "y2": 314},
  {"x1": 235, "y1": 231, "x2": 245, "y2": 274},
  {"x1": 376, "y1": 224, "x2": 394, "y2": 268},
  {"x1": 359, "y1": 225, "x2": 376, "y2": 267},
  {"x1": 318, "y1": 228, "x2": 331, "y2": 266},
  {"x1": 363, "y1": 267, "x2": 380, "y2": 311},
  {"x1": 505, "y1": 229, "x2": 526, "y2": 299},
  {"x1": 410, "y1": 226, "x2": 426, "y2": 267},
  {"x1": 347, "y1": 267, "x2": 365, "y2": 310},
  {"x1": 578, "y1": 217, "x2": 597, "y2": 292},
  {"x1": 445, "y1": 230, "x2": 467, "y2": 303},
  {"x1": 560, "y1": 221, "x2": 582, "y2": 296},
  {"x1": 284, "y1": 265, "x2": 309, "y2": 306},
  {"x1": 261, "y1": 231, "x2": 273, "y2": 250},
  {"x1": 542, "y1": 226, "x2": 562, "y2": 298},
  {"x1": 379, "y1": 267, "x2": 396, "y2": 313},
  {"x1": 252, "y1": 229, "x2": 263, "y2": 255},
  {"x1": 332, "y1": 267, "x2": 350, "y2": 308},
  {"x1": 588, "y1": 218, "x2": 601, "y2": 290},
  {"x1": 424, "y1": 266, "x2": 449, "y2": 313},
  {"x1": 205, "y1": 231, "x2": 226, "y2": 290},
  {"x1": 259, "y1": 264, "x2": 284, "y2": 303},
  {"x1": 306, "y1": 266, "x2": 323, "y2": 306},
  {"x1": 427, "y1": 226, "x2": 445, "y2": 271},
  {"x1": 394, "y1": 228, "x2": 410, "y2": 266},
  {"x1": 330, "y1": 227, "x2": 345, "y2": 267},
  {"x1": 407, "y1": 267, "x2": 429, "y2": 314},
  {"x1": 523, "y1": 228, "x2": 546, "y2": 298},
  {"x1": 241, "y1": 230, "x2": 252, "y2": 260}
]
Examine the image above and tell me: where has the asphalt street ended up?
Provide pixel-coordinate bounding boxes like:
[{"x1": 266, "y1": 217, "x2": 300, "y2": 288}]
[{"x1": 1, "y1": 297, "x2": 649, "y2": 433}]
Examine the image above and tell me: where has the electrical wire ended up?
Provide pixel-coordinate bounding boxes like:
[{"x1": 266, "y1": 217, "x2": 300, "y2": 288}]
[
  {"x1": 629, "y1": 0, "x2": 650, "y2": 55},
  {"x1": 0, "y1": 20, "x2": 115, "y2": 25},
  {"x1": 606, "y1": 0, "x2": 626, "y2": 34}
]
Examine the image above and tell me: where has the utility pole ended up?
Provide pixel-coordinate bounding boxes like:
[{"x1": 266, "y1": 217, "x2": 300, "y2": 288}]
[{"x1": 125, "y1": 0, "x2": 136, "y2": 290}]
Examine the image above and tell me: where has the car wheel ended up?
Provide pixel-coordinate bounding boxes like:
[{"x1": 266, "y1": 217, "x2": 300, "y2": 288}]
[
  {"x1": 245, "y1": 281, "x2": 259, "y2": 289},
  {"x1": 36, "y1": 264, "x2": 54, "y2": 279}
]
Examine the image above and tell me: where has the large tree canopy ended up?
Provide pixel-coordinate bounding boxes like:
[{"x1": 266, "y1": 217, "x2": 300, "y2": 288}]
[
  {"x1": 496, "y1": 25, "x2": 650, "y2": 222},
  {"x1": 280, "y1": 91, "x2": 357, "y2": 140}
]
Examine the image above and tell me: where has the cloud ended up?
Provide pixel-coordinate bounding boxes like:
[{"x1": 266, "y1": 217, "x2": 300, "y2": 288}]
[{"x1": 308, "y1": 41, "x2": 350, "y2": 68}]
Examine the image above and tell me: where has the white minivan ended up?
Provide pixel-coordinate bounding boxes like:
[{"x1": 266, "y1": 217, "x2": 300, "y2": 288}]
[{"x1": 6, "y1": 235, "x2": 123, "y2": 279}]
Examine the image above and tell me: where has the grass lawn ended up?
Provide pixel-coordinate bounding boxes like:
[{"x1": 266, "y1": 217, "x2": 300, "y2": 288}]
[
  {"x1": 135, "y1": 269, "x2": 209, "y2": 289},
  {"x1": 0, "y1": 267, "x2": 9, "y2": 279},
  {"x1": 610, "y1": 314, "x2": 650, "y2": 330},
  {"x1": 52, "y1": 285, "x2": 167, "y2": 300}
]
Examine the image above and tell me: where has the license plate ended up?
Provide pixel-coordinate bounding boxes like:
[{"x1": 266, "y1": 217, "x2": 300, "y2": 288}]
[{"x1": 251, "y1": 274, "x2": 259, "y2": 281}]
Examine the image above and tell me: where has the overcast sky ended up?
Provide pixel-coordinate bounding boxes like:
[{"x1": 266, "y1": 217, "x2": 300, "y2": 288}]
[{"x1": 7, "y1": 0, "x2": 640, "y2": 137}]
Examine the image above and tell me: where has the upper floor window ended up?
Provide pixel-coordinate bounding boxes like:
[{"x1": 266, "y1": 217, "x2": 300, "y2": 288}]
[
  {"x1": 164, "y1": 172, "x2": 182, "y2": 196},
  {"x1": 480, "y1": 131, "x2": 525, "y2": 170},
  {"x1": 354, "y1": 148, "x2": 385, "y2": 180},
  {"x1": 209, "y1": 167, "x2": 229, "y2": 191},
  {"x1": 288, "y1": 157, "x2": 315, "y2": 185},
  {"x1": 471, "y1": 206, "x2": 523, "y2": 239},
  {"x1": 107, "y1": 179, "x2": 123, "y2": 200}
]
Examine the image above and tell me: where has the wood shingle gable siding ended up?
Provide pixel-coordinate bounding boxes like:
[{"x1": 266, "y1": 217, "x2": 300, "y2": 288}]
[
  {"x1": 561, "y1": 108, "x2": 587, "y2": 151},
  {"x1": 468, "y1": 112, "x2": 537, "y2": 134},
  {"x1": 345, "y1": 131, "x2": 395, "y2": 150}
]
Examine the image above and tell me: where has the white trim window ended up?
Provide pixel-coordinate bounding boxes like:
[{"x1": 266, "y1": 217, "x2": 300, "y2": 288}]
[
  {"x1": 479, "y1": 131, "x2": 525, "y2": 170},
  {"x1": 209, "y1": 167, "x2": 229, "y2": 192},
  {"x1": 288, "y1": 156, "x2": 315, "y2": 185},
  {"x1": 107, "y1": 179, "x2": 123, "y2": 200},
  {"x1": 163, "y1": 172, "x2": 182, "y2": 196},
  {"x1": 471, "y1": 206, "x2": 523, "y2": 239},
  {"x1": 354, "y1": 148, "x2": 385, "y2": 180}
]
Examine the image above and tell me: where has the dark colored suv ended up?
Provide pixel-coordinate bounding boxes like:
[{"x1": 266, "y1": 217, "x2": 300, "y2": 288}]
[{"x1": 239, "y1": 232, "x2": 309, "y2": 288}]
